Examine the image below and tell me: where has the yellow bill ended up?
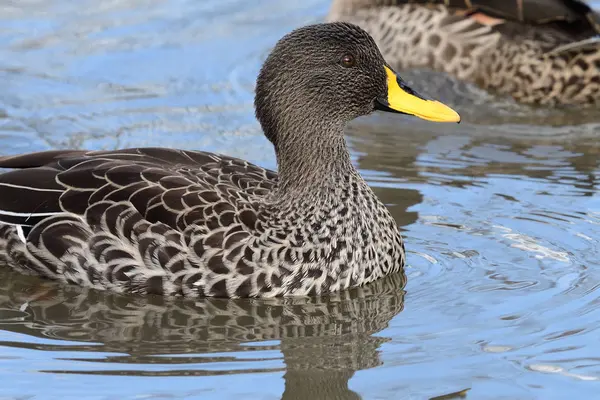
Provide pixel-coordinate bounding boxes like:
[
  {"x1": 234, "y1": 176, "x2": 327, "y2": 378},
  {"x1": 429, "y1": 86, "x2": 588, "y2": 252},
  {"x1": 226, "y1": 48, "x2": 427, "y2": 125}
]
[{"x1": 376, "y1": 66, "x2": 461, "y2": 123}]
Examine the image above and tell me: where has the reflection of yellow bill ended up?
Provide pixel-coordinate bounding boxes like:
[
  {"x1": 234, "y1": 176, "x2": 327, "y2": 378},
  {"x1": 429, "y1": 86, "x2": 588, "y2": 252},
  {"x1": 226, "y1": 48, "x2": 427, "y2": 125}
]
[{"x1": 378, "y1": 66, "x2": 461, "y2": 123}]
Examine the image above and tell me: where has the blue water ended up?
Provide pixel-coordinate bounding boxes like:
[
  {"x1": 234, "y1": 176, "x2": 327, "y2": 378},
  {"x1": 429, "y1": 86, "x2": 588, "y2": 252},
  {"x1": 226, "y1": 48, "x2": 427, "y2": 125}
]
[{"x1": 1, "y1": 1, "x2": 600, "y2": 399}]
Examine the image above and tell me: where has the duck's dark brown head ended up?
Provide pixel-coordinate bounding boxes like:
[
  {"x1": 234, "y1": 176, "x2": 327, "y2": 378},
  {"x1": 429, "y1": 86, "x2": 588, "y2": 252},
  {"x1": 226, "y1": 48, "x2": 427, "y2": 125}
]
[{"x1": 254, "y1": 22, "x2": 460, "y2": 147}]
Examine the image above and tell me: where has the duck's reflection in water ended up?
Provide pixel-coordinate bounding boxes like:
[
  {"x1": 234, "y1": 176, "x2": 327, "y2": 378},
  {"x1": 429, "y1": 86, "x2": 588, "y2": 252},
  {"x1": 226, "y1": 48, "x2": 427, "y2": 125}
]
[{"x1": 0, "y1": 268, "x2": 406, "y2": 399}]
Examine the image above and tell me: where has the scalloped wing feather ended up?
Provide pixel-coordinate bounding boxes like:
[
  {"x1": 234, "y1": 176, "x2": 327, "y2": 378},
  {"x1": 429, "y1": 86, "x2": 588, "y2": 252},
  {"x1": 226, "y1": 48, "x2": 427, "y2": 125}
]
[
  {"x1": 0, "y1": 148, "x2": 277, "y2": 227},
  {"x1": 0, "y1": 148, "x2": 277, "y2": 297}
]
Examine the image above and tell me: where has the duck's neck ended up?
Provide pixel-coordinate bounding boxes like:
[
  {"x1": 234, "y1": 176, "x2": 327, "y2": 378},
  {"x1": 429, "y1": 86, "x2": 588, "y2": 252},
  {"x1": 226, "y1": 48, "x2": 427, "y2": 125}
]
[{"x1": 273, "y1": 123, "x2": 356, "y2": 197}]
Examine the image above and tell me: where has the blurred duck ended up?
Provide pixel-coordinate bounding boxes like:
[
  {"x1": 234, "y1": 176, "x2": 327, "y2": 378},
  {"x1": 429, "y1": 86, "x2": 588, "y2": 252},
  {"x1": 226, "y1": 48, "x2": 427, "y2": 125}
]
[{"x1": 328, "y1": 0, "x2": 600, "y2": 105}]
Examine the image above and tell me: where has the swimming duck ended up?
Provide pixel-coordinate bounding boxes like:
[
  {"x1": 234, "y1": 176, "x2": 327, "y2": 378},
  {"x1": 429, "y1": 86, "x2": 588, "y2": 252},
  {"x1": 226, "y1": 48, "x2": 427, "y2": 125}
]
[
  {"x1": 0, "y1": 23, "x2": 459, "y2": 298},
  {"x1": 327, "y1": 0, "x2": 600, "y2": 106}
]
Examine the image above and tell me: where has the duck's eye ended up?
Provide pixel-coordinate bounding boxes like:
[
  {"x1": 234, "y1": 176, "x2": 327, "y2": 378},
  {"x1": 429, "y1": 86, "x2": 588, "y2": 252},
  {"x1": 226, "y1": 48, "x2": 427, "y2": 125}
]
[{"x1": 341, "y1": 54, "x2": 356, "y2": 68}]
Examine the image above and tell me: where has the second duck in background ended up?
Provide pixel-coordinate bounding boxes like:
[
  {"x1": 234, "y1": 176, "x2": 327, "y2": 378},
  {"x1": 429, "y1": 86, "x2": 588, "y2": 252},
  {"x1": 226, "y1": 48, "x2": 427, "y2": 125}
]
[{"x1": 328, "y1": 0, "x2": 600, "y2": 106}]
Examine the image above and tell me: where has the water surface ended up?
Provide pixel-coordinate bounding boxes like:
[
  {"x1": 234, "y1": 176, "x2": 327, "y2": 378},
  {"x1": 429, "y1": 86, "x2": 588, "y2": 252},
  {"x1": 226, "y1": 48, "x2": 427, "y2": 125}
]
[{"x1": 1, "y1": 1, "x2": 600, "y2": 399}]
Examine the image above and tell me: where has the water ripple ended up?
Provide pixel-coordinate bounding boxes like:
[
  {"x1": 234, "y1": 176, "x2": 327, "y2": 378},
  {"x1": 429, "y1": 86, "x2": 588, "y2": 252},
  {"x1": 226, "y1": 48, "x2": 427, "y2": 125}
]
[{"x1": 2, "y1": 0, "x2": 600, "y2": 399}]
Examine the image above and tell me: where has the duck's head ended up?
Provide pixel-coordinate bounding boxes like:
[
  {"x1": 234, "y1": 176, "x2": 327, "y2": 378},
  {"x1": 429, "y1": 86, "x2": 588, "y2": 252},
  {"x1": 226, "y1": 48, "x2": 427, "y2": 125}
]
[{"x1": 255, "y1": 22, "x2": 460, "y2": 147}]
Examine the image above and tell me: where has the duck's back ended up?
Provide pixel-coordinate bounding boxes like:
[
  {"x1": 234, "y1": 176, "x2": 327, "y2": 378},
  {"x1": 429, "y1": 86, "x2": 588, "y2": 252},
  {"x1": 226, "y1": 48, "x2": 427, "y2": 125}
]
[{"x1": 392, "y1": 0, "x2": 599, "y2": 32}]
